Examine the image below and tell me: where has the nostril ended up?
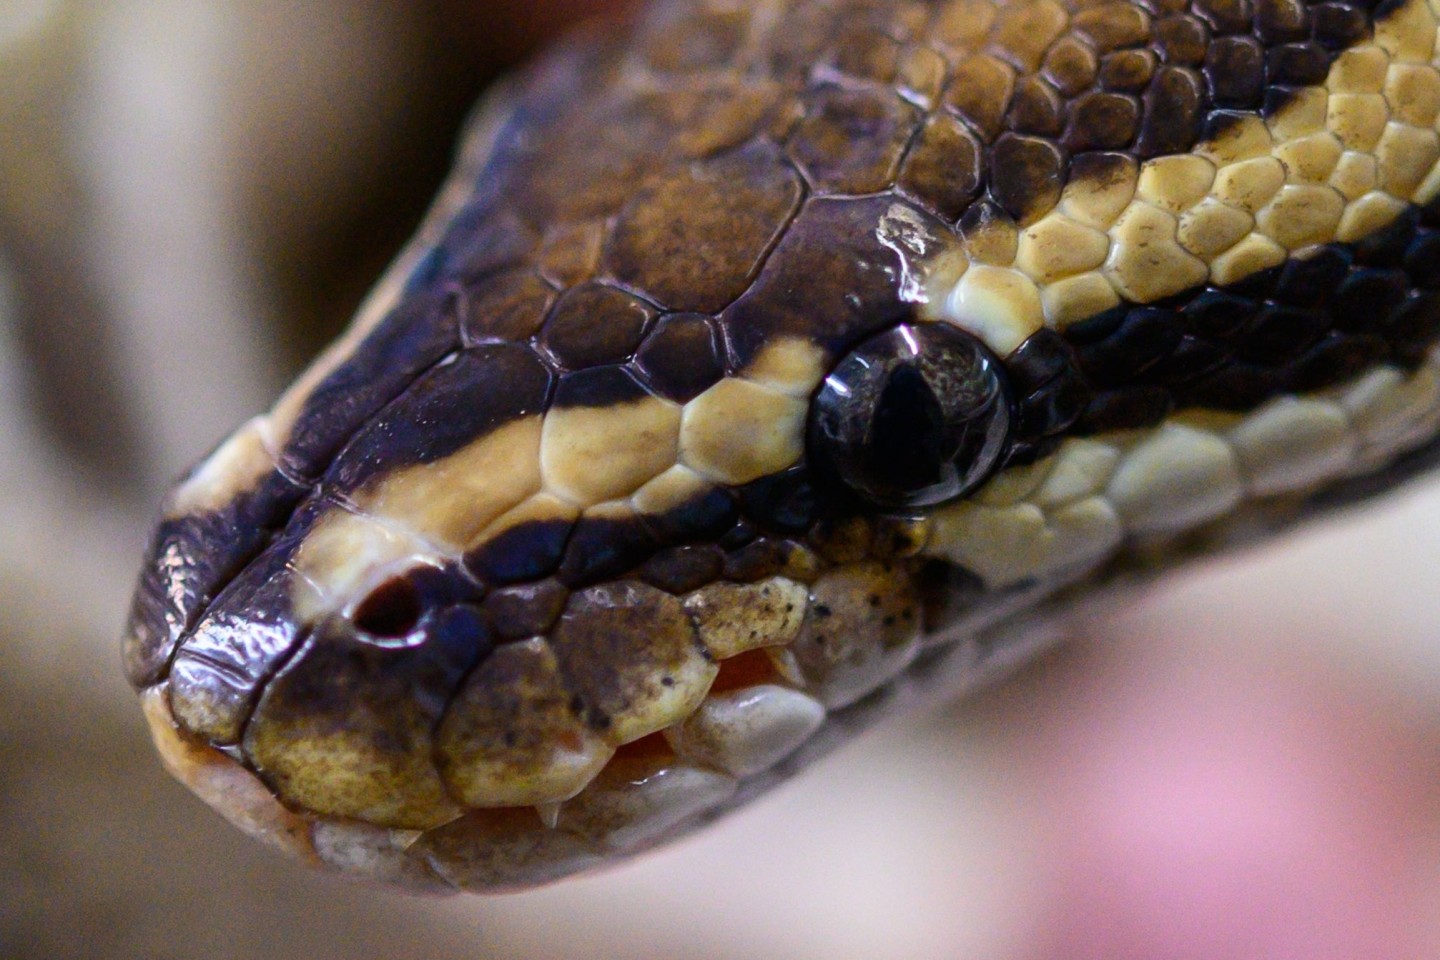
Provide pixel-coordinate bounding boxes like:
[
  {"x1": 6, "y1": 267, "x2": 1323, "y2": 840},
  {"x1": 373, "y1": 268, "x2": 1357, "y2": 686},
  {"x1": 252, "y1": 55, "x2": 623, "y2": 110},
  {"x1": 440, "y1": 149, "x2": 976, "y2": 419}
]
[{"x1": 353, "y1": 576, "x2": 424, "y2": 638}]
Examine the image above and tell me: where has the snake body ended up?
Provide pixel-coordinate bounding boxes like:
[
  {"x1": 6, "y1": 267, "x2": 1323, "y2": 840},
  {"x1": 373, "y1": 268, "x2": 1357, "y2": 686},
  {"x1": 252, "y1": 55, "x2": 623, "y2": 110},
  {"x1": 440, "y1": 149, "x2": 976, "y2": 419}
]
[{"x1": 125, "y1": 0, "x2": 1440, "y2": 892}]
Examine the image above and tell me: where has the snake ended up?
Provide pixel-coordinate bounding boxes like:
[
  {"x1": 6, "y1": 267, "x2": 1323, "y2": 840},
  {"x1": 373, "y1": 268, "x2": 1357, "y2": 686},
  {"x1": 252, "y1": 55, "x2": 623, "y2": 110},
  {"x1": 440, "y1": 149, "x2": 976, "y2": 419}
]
[{"x1": 122, "y1": 0, "x2": 1440, "y2": 893}]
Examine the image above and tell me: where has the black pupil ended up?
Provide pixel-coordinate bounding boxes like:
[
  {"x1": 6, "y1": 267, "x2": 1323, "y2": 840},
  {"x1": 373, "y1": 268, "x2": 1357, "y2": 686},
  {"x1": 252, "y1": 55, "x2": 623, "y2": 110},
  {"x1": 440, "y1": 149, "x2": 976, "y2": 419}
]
[
  {"x1": 870, "y1": 363, "x2": 952, "y2": 492},
  {"x1": 809, "y1": 323, "x2": 1012, "y2": 509}
]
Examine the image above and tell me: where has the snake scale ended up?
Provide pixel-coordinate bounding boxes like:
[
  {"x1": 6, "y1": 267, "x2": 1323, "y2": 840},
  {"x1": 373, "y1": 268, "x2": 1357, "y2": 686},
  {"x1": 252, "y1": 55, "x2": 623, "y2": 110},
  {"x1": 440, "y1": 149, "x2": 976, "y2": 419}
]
[{"x1": 124, "y1": 0, "x2": 1440, "y2": 892}]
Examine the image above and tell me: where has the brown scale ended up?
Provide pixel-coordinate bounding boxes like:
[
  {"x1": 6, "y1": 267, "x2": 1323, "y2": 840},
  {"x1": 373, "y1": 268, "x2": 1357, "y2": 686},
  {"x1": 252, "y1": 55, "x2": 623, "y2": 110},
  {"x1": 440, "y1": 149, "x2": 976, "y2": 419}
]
[
  {"x1": 539, "y1": 282, "x2": 656, "y2": 369},
  {"x1": 787, "y1": 84, "x2": 922, "y2": 194},
  {"x1": 603, "y1": 140, "x2": 804, "y2": 314}
]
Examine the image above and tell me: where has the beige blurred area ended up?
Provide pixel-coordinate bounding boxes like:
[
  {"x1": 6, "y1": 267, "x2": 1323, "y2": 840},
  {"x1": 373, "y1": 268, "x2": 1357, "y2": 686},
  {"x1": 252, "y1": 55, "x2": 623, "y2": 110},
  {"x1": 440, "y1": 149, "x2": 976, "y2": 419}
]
[{"x1": 8, "y1": 2, "x2": 1440, "y2": 958}]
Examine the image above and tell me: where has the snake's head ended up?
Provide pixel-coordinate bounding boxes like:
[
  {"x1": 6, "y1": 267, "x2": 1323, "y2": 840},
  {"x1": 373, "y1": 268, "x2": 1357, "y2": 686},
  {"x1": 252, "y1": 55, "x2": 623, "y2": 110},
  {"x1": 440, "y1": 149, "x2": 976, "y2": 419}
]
[
  {"x1": 125, "y1": 0, "x2": 1440, "y2": 893},
  {"x1": 121, "y1": 191, "x2": 1031, "y2": 892}
]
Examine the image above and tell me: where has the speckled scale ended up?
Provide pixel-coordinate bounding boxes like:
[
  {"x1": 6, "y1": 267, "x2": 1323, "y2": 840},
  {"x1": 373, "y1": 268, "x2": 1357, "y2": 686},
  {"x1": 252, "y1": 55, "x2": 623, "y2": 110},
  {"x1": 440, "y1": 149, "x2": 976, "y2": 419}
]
[
  {"x1": 244, "y1": 615, "x2": 484, "y2": 828},
  {"x1": 722, "y1": 536, "x2": 811, "y2": 583}
]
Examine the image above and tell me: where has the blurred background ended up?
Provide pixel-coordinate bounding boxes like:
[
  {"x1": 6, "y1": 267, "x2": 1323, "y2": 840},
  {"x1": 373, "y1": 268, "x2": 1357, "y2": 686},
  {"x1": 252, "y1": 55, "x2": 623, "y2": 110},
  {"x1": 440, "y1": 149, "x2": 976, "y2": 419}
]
[{"x1": 7, "y1": 2, "x2": 1440, "y2": 957}]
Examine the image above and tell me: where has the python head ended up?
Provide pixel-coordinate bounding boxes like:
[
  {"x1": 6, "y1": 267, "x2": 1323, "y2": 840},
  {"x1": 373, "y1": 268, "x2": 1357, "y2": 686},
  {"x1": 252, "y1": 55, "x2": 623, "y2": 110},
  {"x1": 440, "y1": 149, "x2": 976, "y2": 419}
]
[{"x1": 125, "y1": 0, "x2": 1440, "y2": 891}]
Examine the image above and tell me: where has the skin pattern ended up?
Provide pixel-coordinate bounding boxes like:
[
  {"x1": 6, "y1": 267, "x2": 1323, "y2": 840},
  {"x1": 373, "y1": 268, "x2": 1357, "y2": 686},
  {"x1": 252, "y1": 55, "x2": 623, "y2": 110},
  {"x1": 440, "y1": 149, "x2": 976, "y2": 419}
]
[{"x1": 125, "y1": 0, "x2": 1440, "y2": 892}]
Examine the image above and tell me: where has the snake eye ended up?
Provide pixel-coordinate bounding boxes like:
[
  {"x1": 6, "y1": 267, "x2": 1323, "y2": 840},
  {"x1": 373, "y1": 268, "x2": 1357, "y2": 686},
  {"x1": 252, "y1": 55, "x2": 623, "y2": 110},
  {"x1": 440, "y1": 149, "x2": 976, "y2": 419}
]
[{"x1": 808, "y1": 323, "x2": 1013, "y2": 509}]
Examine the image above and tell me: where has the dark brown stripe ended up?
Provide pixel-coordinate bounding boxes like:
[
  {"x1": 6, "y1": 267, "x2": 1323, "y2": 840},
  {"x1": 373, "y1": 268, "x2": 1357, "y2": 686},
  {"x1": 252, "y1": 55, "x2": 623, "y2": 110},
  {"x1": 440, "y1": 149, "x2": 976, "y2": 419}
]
[
  {"x1": 324, "y1": 342, "x2": 552, "y2": 492},
  {"x1": 1017, "y1": 200, "x2": 1440, "y2": 442}
]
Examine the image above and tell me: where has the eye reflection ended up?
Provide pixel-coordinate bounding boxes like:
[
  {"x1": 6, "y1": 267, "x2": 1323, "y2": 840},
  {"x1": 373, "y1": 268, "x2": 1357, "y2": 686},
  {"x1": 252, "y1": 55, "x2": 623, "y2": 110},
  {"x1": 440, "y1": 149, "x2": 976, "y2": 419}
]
[{"x1": 808, "y1": 323, "x2": 1013, "y2": 509}]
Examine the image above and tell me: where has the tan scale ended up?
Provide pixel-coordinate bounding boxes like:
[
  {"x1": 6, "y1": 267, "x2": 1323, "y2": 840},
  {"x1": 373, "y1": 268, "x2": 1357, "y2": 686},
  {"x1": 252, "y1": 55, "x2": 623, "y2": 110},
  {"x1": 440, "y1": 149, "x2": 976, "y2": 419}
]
[
  {"x1": 1013, "y1": 212, "x2": 1112, "y2": 284},
  {"x1": 945, "y1": 263, "x2": 1045, "y2": 353},
  {"x1": 1273, "y1": 132, "x2": 1344, "y2": 185},
  {"x1": 1058, "y1": 156, "x2": 1139, "y2": 230},
  {"x1": 1226, "y1": 398, "x2": 1359, "y2": 497},
  {"x1": 539, "y1": 396, "x2": 682, "y2": 507},
  {"x1": 682, "y1": 577, "x2": 810, "y2": 659},
  {"x1": 788, "y1": 561, "x2": 923, "y2": 709},
  {"x1": 547, "y1": 582, "x2": 718, "y2": 747},
  {"x1": 1105, "y1": 423, "x2": 1246, "y2": 536},
  {"x1": 1329, "y1": 149, "x2": 1381, "y2": 199},
  {"x1": 477, "y1": 492, "x2": 580, "y2": 551},
  {"x1": 1383, "y1": 63, "x2": 1440, "y2": 127},
  {"x1": 1254, "y1": 184, "x2": 1347, "y2": 250},
  {"x1": 629, "y1": 463, "x2": 714, "y2": 516},
  {"x1": 353, "y1": 414, "x2": 543, "y2": 551},
  {"x1": 1102, "y1": 202, "x2": 1209, "y2": 302},
  {"x1": 309, "y1": 820, "x2": 453, "y2": 894},
  {"x1": 1209, "y1": 233, "x2": 1289, "y2": 286},
  {"x1": 1039, "y1": 272, "x2": 1122, "y2": 325},
  {"x1": 1175, "y1": 198, "x2": 1255, "y2": 260},
  {"x1": 243, "y1": 703, "x2": 466, "y2": 831},
  {"x1": 291, "y1": 509, "x2": 436, "y2": 624},
  {"x1": 679, "y1": 377, "x2": 808, "y2": 485},
  {"x1": 1134, "y1": 154, "x2": 1216, "y2": 214}
]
